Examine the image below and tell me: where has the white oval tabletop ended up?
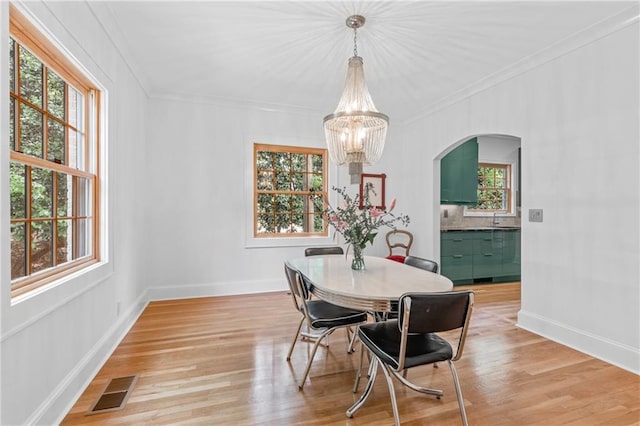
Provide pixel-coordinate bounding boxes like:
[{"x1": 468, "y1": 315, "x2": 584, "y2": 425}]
[{"x1": 286, "y1": 255, "x2": 453, "y2": 312}]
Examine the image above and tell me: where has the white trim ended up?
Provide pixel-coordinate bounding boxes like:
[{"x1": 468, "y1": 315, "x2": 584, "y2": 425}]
[
  {"x1": 517, "y1": 309, "x2": 640, "y2": 375},
  {"x1": 39, "y1": 292, "x2": 148, "y2": 425},
  {"x1": 146, "y1": 279, "x2": 286, "y2": 301},
  {"x1": 243, "y1": 137, "x2": 342, "y2": 249}
]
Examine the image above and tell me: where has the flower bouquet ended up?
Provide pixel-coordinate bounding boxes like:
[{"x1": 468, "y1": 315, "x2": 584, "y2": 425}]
[{"x1": 326, "y1": 183, "x2": 410, "y2": 270}]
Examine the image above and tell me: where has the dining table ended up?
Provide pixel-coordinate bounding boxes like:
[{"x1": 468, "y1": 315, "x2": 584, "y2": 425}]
[
  {"x1": 285, "y1": 254, "x2": 455, "y2": 418},
  {"x1": 285, "y1": 254, "x2": 454, "y2": 312}
]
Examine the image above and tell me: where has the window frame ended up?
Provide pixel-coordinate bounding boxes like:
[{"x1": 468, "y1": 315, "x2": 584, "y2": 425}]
[
  {"x1": 466, "y1": 162, "x2": 513, "y2": 215},
  {"x1": 8, "y1": 7, "x2": 101, "y2": 298},
  {"x1": 253, "y1": 143, "x2": 328, "y2": 238}
]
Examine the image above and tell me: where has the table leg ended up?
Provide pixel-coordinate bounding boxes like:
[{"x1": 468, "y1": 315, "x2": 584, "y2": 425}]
[{"x1": 346, "y1": 358, "x2": 378, "y2": 418}]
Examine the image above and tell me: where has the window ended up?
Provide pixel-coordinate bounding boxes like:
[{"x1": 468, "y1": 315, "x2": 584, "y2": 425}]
[
  {"x1": 254, "y1": 144, "x2": 328, "y2": 237},
  {"x1": 469, "y1": 163, "x2": 512, "y2": 213},
  {"x1": 9, "y1": 9, "x2": 100, "y2": 297}
]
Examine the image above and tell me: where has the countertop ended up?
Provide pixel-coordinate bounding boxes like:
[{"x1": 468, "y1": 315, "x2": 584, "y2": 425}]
[{"x1": 441, "y1": 226, "x2": 521, "y2": 232}]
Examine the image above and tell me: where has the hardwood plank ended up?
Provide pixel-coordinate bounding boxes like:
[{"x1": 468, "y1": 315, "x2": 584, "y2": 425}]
[{"x1": 61, "y1": 283, "x2": 640, "y2": 425}]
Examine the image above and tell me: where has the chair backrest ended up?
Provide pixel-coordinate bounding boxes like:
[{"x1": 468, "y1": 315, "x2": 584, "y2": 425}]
[
  {"x1": 398, "y1": 291, "x2": 474, "y2": 364},
  {"x1": 386, "y1": 230, "x2": 413, "y2": 257},
  {"x1": 284, "y1": 263, "x2": 311, "y2": 314},
  {"x1": 404, "y1": 255, "x2": 438, "y2": 273},
  {"x1": 305, "y1": 246, "x2": 344, "y2": 256}
]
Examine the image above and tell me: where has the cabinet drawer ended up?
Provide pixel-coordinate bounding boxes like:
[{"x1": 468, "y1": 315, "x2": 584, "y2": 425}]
[
  {"x1": 442, "y1": 239, "x2": 473, "y2": 255},
  {"x1": 441, "y1": 254, "x2": 473, "y2": 281},
  {"x1": 473, "y1": 252, "x2": 503, "y2": 278}
]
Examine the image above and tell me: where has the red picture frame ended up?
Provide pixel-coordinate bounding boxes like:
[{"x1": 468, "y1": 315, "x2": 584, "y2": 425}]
[{"x1": 359, "y1": 173, "x2": 386, "y2": 209}]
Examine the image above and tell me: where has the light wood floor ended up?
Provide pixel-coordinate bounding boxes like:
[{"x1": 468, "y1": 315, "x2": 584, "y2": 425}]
[{"x1": 62, "y1": 282, "x2": 639, "y2": 425}]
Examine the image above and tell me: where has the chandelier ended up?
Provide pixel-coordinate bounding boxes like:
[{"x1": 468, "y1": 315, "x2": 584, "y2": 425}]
[{"x1": 324, "y1": 15, "x2": 389, "y2": 184}]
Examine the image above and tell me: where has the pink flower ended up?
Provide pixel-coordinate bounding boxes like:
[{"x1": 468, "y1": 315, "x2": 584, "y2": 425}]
[
  {"x1": 369, "y1": 207, "x2": 382, "y2": 217},
  {"x1": 337, "y1": 221, "x2": 347, "y2": 230},
  {"x1": 329, "y1": 213, "x2": 339, "y2": 223},
  {"x1": 389, "y1": 198, "x2": 396, "y2": 212}
]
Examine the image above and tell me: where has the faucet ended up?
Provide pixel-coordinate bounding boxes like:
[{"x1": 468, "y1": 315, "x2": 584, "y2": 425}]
[{"x1": 492, "y1": 212, "x2": 500, "y2": 226}]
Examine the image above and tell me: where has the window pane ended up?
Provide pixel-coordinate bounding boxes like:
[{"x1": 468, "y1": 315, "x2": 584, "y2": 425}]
[
  {"x1": 11, "y1": 222, "x2": 27, "y2": 280},
  {"x1": 292, "y1": 195, "x2": 305, "y2": 213},
  {"x1": 312, "y1": 213, "x2": 325, "y2": 232},
  {"x1": 76, "y1": 218, "x2": 92, "y2": 258},
  {"x1": 257, "y1": 213, "x2": 274, "y2": 234},
  {"x1": 68, "y1": 128, "x2": 77, "y2": 168},
  {"x1": 57, "y1": 172, "x2": 72, "y2": 217},
  {"x1": 47, "y1": 70, "x2": 65, "y2": 119},
  {"x1": 292, "y1": 153, "x2": 305, "y2": 172},
  {"x1": 312, "y1": 194, "x2": 324, "y2": 212},
  {"x1": 10, "y1": 162, "x2": 26, "y2": 219},
  {"x1": 9, "y1": 97, "x2": 15, "y2": 150},
  {"x1": 275, "y1": 194, "x2": 290, "y2": 212},
  {"x1": 31, "y1": 220, "x2": 53, "y2": 273},
  {"x1": 310, "y1": 174, "x2": 323, "y2": 192},
  {"x1": 31, "y1": 168, "x2": 53, "y2": 218},
  {"x1": 291, "y1": 173, "x2": 305, "y2": 191},
  {"x1": 20, "y1": 102, "x2": 43, "y2": 157},
  {"x1": 256, "y1": 151, "x2": 272, "y2": 170},
  {"x1": 19, "y1": 47, "x2": 43, "y2": 107},
  {"x1": 48, "y1": 118, "x2": 65, "y2": 163},
  {"x1": 312, "y1": 154, "x2": 323, "y2": 173},
  {"x1": 256, "y1": 171, "x2": 273, "y2": 190},
  {"x1": 275, "y1": 213, "x2": 292, "y2": 233},
  {"x1": 257, "y1": 193, "x2": 272, "y2": 213},
  {"x1": 274, "y1": 152, "x2": 289, "y2": 171},
  {"x1": 9, "y1": 38, "x2": 15, "y2": 93},
  {"x1": 275, "y1": 172, "x2": 290, "y2": 191},
  {"x1": 68, "y1": 86, "x2": 78, "y2": 127},
  {"x1": 76, "y1": 132, "x2": 85, "y2": 170},
  {"x1": 56, "y1": 219, "x2": 72, "y2": 265},
  {"x1": 77, "y1": 177, "x2": 92, "y2": 217},
  {"x1": 75, "y1": 91, "x2": 84, "y2": 131},
  {"x1": 291, "y1": 213, "x2": 304, "y2": 232}
]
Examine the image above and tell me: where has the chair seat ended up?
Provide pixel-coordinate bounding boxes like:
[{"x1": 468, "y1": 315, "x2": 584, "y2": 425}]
[
  {"x1": 386, "y1": 255, "x2": 406, "y2": 263},
  {"x1": 307, "y1": 300, "x2": 368, "y2": 329},
  {"x1": 358, "y1": 320, "x2": 453, "y2": 370}
]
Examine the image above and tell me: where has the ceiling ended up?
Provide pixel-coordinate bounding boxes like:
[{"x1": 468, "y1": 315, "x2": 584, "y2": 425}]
[{"x1": 97, "y1": 1, "x2": 634, "y2": 122}]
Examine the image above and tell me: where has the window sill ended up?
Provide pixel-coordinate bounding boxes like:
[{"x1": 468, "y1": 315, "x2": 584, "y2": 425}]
[{"x1": 245, "y1": 235, "x2": 337, "y2": 249}]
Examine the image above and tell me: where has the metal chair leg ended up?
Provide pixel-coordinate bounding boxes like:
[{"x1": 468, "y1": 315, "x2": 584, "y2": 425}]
[
  {"x1": 286, "y1": 317, "x2": 305, "y2": 361},
  {"x1": 298, "y1": 329, "x2": 332, "y2": 390},
  {"x1": 448, "y1": 360, "x2": 469, "y2": 426},
  {"x1": 379, "y1": 362, "x2": 401, "y2": 426}
]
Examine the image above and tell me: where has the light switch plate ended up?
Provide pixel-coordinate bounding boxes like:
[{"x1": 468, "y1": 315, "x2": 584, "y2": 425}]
[{"x1": 529, "y1": 209, "x2": 543, "y2": 222}]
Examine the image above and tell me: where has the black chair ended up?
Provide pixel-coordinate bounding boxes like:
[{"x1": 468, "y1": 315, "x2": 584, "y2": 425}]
[
  {"x1": 404, "y1": 255, "x2": 439, "y2": 273},
  {"x1": 284, "y1": 262, "x2": 367, "y2": 390},
  {"x1": 304, "y1": 246, "x2": 344, "y2": 256},
  {"x1": 347, "y1": 291, "x2": 474, "y2": 426}
]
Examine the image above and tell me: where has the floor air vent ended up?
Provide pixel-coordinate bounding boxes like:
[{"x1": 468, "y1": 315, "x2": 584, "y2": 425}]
[{"x1": 86, "y1": 374, "x2": 138, "y2": 415}]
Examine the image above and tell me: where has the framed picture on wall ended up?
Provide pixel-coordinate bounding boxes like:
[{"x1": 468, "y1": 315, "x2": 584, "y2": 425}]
[{"x1": 359, "y1": 173, "x2": 386, "y2": 209}]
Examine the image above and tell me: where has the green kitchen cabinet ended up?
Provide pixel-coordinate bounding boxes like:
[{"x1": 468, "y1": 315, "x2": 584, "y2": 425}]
[
  {"x1": 440, "y1": 137, "x2": 478, "y2": 205},
  {"x1": 472, "y1": 232, "x2": 503, "y2": 278},
  {"x1": 440, "y1": 232, "x2": 474, "y2": 282},
  {"x1": 502, "y1": 231, "x2": 521, "y2": 277},
  {"x1": 441, "y1": 229, "x2": 521, "y2": 284}
]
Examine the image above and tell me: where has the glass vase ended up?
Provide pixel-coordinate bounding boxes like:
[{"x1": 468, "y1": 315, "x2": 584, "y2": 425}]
[{"x1": 351, "y1": 244, "x2": 365, "y2": 270}]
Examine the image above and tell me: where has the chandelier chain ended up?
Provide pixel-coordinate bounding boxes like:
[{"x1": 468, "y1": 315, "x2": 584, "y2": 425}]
[{"x1": 353, "y1": 27, "x2": 358, "y2": 57}]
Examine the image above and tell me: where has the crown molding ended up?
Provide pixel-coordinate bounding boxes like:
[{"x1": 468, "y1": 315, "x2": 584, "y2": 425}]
[{"x1": 402, "y1": 3, "x2": 640, "y2": 126}]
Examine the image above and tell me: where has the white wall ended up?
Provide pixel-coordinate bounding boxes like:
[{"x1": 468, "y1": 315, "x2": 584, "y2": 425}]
[
  {"x1": 0, "y1": 2, "x2": 149, "y2": 424},
  {"x1": 385, "y1": 13, "x2": 639, "y2": 372},
  {"x1": 143, "y1": 98, "x2": 342, "y2": 300}
]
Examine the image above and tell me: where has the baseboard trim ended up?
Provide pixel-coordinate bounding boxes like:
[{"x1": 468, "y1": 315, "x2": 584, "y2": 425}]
[
  {"x1": 146, "y1": 279, "x2": 286, "y2": 301},
  {"x1": 36, "y1": 293, "x2": 149, "y2": 426},
  {"x1": 517, "y1": 309, "x2": 640, "y2": 375}
]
